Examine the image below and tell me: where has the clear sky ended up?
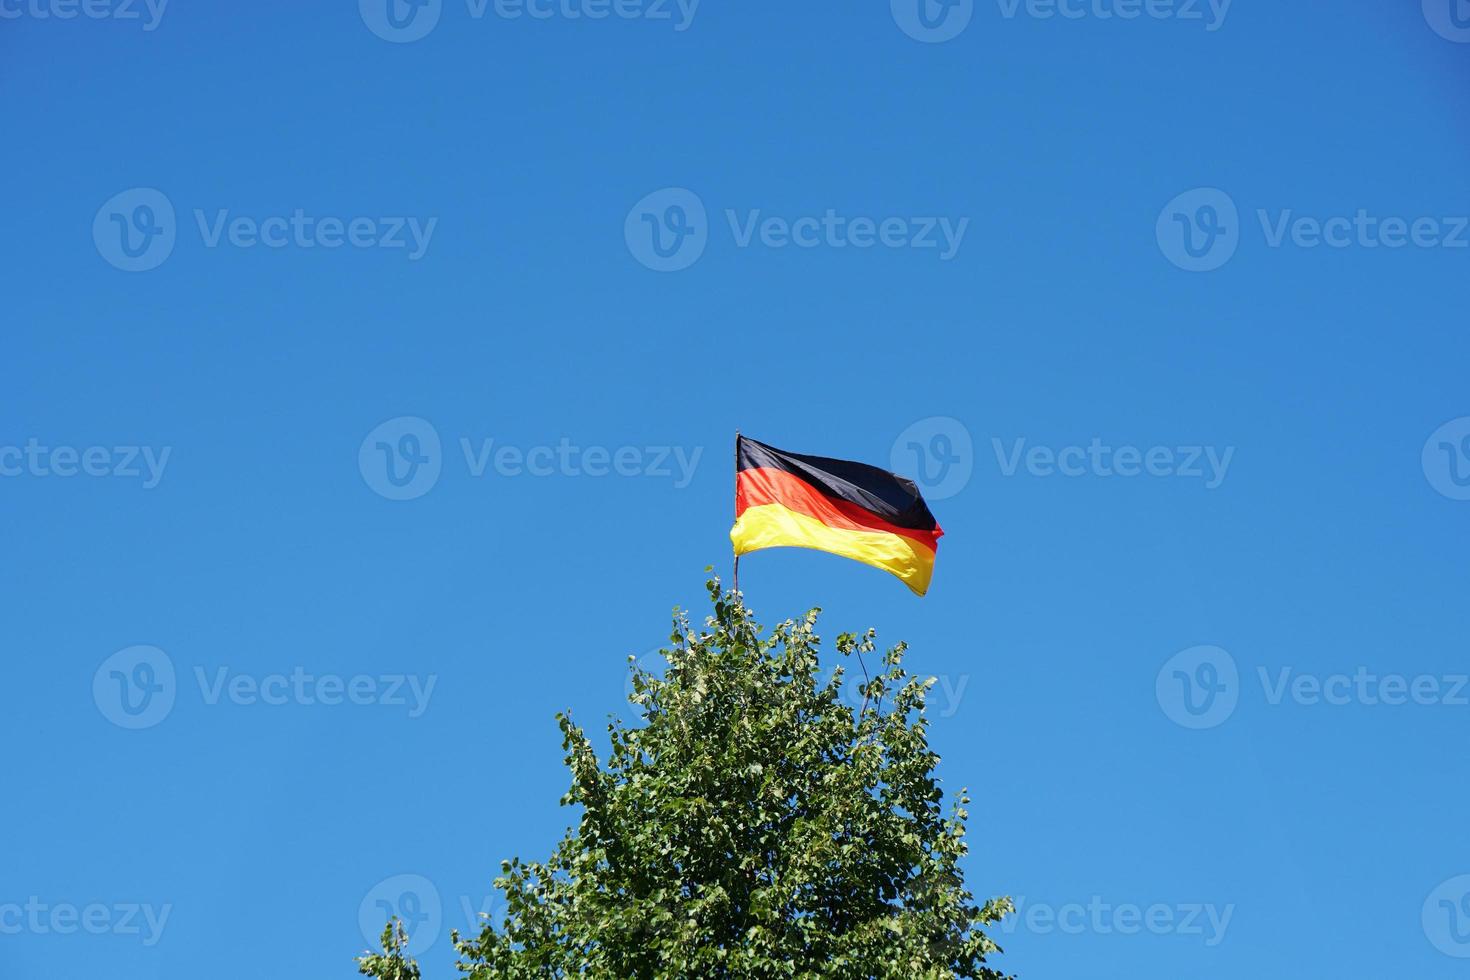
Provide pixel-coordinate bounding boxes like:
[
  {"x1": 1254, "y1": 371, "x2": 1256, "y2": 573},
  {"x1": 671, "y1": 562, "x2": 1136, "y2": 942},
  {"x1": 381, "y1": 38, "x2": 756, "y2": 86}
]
[{"x1": 5, "y1": 1, "x2": 1470, "y2": 977}]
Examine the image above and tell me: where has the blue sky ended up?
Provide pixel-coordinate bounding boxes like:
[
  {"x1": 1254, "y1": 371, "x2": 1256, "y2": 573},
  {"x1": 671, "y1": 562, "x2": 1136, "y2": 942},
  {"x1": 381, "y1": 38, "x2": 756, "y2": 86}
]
[{"x1": 5, "y1": 0, "x2": 1470, "y2": 977}]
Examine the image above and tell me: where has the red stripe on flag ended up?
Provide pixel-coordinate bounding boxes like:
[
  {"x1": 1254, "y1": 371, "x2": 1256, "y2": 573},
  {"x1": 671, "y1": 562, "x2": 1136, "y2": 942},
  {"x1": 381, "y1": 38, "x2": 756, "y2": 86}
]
[{"x1": 736, "y1": 467, "x2": 943, "y2": 554}]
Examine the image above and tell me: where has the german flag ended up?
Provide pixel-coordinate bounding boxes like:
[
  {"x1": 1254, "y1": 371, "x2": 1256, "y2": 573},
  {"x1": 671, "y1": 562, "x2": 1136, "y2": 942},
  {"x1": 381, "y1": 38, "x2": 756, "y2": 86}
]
[{"x1": 730, "y1": 435, "x2": 943, "y2": 596}]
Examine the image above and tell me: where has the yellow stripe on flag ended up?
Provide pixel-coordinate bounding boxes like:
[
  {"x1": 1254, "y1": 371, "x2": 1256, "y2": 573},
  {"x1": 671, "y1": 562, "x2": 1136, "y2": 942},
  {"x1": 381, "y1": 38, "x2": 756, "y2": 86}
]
[{"x1": 730, "y1": 503, "x2": 936, "y2": 596}]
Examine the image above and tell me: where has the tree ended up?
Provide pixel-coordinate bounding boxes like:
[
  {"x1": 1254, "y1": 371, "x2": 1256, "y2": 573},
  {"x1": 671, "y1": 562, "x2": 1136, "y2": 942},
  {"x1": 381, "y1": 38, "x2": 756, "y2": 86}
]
[
  {"x1": 361, "y1": 577, "x2": 1013, "y2": 979},
  {"x1": 360, "y1": 922, "x2": 422, "y2": 980}
]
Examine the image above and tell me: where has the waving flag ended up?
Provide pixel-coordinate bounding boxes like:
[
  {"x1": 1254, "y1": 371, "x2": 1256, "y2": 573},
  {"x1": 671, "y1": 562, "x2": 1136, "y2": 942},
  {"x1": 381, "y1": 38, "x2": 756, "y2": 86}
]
[{"x1": 730, "y1": 435, "x2": 943, "y2": 596}]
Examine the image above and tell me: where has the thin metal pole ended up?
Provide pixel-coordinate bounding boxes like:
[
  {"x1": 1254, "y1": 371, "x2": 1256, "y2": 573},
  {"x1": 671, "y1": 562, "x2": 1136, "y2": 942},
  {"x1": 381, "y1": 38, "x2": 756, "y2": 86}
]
[{"x1": 732, "y1": 429, "x2": 740, "y2": 595}]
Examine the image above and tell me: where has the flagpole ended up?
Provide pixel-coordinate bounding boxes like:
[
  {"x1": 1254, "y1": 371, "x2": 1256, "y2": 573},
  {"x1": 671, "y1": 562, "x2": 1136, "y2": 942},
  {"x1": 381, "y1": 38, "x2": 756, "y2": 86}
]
[{"x1": 732, "y1": 429, "x2": 740, "y2": 595}]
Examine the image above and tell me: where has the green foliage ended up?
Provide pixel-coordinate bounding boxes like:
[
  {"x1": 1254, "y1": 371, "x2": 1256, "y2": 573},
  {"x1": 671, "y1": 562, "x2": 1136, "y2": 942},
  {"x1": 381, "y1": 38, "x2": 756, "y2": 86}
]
[
  {"x1": 360, "y1": 921, "x2": 422, "y2": 980},
  {"x1": 363, "y1": 578, "x2": 1012, "y2": 979}
]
